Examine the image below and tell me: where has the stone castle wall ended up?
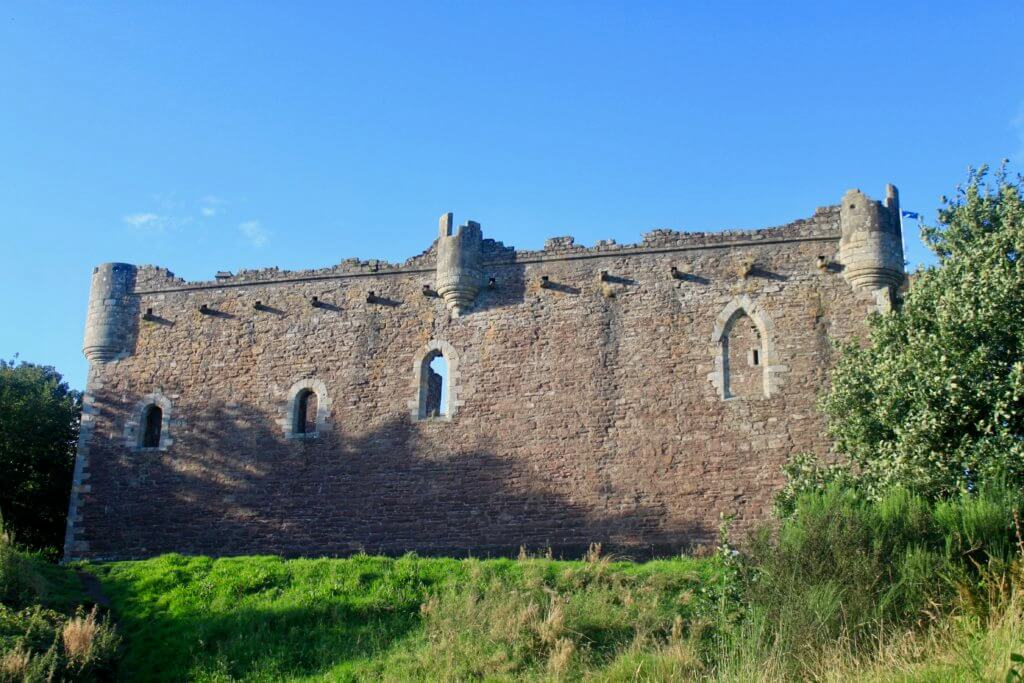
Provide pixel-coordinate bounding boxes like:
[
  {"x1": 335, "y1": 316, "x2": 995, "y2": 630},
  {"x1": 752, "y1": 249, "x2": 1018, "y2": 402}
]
[{"x1": 64, "y1": 188, "x2": 904, "y2": 560}]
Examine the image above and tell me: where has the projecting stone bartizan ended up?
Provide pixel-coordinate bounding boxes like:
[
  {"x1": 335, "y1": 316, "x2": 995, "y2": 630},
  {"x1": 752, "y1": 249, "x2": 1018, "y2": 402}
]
[{"x1": 64, "y1": 186, "x2": 905, "y2": 560}]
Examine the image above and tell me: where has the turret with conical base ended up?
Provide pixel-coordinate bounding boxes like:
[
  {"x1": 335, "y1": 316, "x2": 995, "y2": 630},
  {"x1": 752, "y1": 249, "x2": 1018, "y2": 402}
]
[
  {"x1": 838, "y1": 184, "x2": 905, "y2": 294},
  {"x1": 435, "y1": 213, "x2": 483, "y2": 317},
  {"x1": 83, "y1": 262, "x2": 138, "y2": 363}
]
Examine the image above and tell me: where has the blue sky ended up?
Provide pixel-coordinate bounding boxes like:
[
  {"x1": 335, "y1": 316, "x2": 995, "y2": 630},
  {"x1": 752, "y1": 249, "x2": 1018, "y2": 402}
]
[{"x1": 2, "y1": 2, "x2": 1021, "y2": 390}]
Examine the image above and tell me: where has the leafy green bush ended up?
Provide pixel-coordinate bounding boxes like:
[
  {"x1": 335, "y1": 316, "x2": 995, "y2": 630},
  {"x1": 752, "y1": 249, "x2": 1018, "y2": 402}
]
[{"x1": 821, "y1": 165, "x2": 1024, "y2": 499}]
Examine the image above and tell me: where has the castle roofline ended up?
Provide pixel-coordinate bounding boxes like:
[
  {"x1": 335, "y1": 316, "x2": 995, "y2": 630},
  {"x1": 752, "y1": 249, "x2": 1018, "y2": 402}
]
[{"x1": 130, "y1": 204, "x2": 842, "y2": 294}]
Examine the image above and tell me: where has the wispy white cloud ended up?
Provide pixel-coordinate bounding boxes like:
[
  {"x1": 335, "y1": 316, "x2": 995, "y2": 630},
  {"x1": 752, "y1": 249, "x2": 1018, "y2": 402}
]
[
  {"x1": 200, "y1": 195, "x2": 227, "y2": 218},
  {"x1": 122, "y1": 211, "x2": 192, "y2": 232},
  {"x1": 239, "y1": 220, "x2": 269, "y2": 247},
  {"x1": 124, "y1": 193, "x2": 232, "y2": 234},
  {"x1": 123, "y1": 212, "x2": 162, "y2": 228},
  {"x1": 151, "y1": 192, "x2": 183, "y2": 212}
]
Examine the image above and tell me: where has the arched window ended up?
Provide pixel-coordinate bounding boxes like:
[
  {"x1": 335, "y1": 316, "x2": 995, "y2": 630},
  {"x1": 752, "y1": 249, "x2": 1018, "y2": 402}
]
[
  {"x1": 282, "y1": 379, "x2": 330, "y2": 439},
  {"x1": 294, "y1": 388, "x2": 319, "y2": 435},
  {"x1": 410, "y1": 340, "x2": 460, "y2": 421},
  {"x1": 421, "y1": 351, "x2": 448, "y2": 418},
  {"x1": 125, "y1": 392, "x2": 173, "y2": 451},
  {"x1": 708, "y1": 296, "x2": 786, "y2": 400},
  {"x1": 141, "y1": 404, "x2": 162, "y2": 448},
  {"x1": 722, "y1": 311, "x2": 763, "y2": 399}
]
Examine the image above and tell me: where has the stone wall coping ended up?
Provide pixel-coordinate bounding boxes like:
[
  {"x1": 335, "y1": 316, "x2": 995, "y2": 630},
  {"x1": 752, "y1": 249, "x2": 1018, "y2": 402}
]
[{"x1": 133, "y1": 229, "x2": 841, "y2": 295}]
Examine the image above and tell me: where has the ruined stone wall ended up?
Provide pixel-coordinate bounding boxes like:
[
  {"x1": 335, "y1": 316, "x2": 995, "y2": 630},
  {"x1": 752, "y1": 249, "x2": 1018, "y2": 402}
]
[{"x1": 65, "y1": 193, "x2": 902, "y2": 561}]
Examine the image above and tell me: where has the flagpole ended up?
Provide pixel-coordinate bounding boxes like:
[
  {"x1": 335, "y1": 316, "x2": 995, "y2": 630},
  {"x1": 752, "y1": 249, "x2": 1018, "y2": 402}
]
[{"x1": 899, "y1": 209, "x2": 906, "y2": 265}]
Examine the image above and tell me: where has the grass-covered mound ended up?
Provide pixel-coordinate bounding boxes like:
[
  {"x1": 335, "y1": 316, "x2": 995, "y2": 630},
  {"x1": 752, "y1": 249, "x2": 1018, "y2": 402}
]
[
  {"x1": 88, "y1": 550, "x2": 720, "y2": 681},
  {"x1": 5, "y1": 484, "x2": 1023, "y2": 681}
]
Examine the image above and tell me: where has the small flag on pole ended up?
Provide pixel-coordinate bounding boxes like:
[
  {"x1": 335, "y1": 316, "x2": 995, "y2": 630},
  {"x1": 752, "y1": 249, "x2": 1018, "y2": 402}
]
[{"x1": 901, "y1": 210, "x2": 921, "y2": 220}]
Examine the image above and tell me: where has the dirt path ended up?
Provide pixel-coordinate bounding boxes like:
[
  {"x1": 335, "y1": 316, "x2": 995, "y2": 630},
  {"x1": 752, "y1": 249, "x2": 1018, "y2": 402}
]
[{"x1": 75, "y1": 569, "x2": 112, "y2": 610}]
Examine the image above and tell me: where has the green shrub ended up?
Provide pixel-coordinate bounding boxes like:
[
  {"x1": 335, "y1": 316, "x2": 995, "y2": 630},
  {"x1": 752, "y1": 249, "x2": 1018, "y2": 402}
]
[
  {"x1": 740, "y1": 481, "x2": 1024, "y2": 678},
  {"x1": 0, "y1": 522, "x2": 120, "y2": 681}
]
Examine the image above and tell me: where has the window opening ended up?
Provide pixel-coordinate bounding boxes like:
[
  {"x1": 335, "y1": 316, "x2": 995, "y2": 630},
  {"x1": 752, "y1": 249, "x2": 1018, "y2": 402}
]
[
  {"x1": 420, "y1": 351, "x2": 450, "y2": 418},
  {"x1": 294, "y1": 389, "x2": 318, "y2": 434},
  {"x1": 141, "y1": 405, "x2": 162, "y2": 448}
]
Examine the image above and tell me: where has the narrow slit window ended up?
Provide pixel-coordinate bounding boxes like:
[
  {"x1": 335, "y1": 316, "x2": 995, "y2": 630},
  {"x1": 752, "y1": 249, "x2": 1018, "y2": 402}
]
[
  {"x1": 751, "y1": 349, "x2": 760, "y2": 366},
  {"x1": 141, "y1": 405, "x2": 162, "y2": 448},
  {"x1": 294, "y1": 389, "x2": 318, "y2": 434}
]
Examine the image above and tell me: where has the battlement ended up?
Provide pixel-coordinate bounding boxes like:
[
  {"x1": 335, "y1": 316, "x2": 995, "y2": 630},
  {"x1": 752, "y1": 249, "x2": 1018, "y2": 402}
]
[{"x1": 132, "y1": 203, "x2": 843, "y2": 294}]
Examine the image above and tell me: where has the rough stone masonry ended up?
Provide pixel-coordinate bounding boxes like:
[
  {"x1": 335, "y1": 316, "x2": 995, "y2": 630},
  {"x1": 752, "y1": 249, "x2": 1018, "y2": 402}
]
[{"x1": 64, "y1": 186, "x2": 905, "y2": 560}]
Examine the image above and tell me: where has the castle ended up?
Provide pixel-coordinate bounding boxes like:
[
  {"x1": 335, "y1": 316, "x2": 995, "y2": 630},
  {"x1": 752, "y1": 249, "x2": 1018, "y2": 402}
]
[{"x1": 63, "y1": 186, "x2": 904, "y2": 560}]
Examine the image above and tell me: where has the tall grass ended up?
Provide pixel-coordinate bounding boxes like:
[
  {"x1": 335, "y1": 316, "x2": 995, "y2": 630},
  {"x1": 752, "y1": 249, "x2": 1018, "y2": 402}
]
[
  {"x1": 718, "y1": 482, "x2": 1024, "y2": 680},
  {"x1": 74, "y1": 484, "x2": 1024, "y2": 681},
  {"x1": 0, "y1": 518, "x2": 120, "y2": 682}
]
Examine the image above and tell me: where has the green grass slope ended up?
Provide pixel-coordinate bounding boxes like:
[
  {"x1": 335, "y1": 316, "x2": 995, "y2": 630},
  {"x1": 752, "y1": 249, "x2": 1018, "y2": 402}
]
[{"x1": 87, "y1": 552, "x2": 719, "y2": 681}]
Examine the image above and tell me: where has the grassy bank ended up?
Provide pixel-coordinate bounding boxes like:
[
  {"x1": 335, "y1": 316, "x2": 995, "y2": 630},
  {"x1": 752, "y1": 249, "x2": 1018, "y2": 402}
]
[
  {"x1": 82, "y1": 546, "x2": 1024, "y2": 682},
  {"x1": 82, "y1": 484, "x2": 1024, "y2": 681},
  {"x1": 1, "y1": 542, "x2": 1022, "y2": 680},
  {"x1": 87, "y1": 551, "x2": 720, "y2": 681}
]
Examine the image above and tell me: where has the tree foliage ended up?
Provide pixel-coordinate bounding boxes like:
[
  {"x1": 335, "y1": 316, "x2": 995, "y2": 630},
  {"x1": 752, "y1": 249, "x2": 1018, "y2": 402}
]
[
  {"x1": 821, "y1": 164, "x2": 1024, "y2": 499},
  {"x1": 0, "y1": 360, "x2": 80, "y2": 554}
]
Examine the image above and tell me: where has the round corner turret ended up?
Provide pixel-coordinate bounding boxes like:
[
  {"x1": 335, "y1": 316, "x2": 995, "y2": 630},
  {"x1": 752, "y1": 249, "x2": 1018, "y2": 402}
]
[
  {"x1": 838, "y1": 185, "x2": 905, "y2": 293},
  {"x1": 83, "y1": 262, "x2": 139, "y2": 363}
]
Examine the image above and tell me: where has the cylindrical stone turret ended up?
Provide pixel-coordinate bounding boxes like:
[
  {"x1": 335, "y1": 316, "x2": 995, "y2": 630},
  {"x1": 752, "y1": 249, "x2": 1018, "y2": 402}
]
[
  {"x1": 435, "y1": 213, "x2": 483, "y2": 317},
  {"x1": 83, "y1": 263, "x2": 138, "y2": 364},
  {"x1": 838, "y1": 184, "x2": 905, "y2": 292}
]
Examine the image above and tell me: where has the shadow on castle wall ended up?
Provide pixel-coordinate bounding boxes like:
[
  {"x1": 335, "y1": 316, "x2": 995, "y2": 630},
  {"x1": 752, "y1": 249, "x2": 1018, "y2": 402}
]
[{"x1": 91, "y1": 400, "x2": 709, "y2": 561}]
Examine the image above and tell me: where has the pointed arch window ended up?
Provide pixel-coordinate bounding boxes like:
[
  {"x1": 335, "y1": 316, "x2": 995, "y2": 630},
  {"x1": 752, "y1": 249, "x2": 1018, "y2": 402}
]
[
  {"x1": 722, "y1": 311, "x2": 764, "y2": 399},
  {"x1": 708, "y1": 296, "x2": 787, "y2": 400}
]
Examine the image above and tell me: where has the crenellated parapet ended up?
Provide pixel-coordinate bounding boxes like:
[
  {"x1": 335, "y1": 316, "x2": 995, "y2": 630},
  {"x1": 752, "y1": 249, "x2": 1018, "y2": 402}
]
[
  {"x1": 83, "y1": 263, "x2": 139, "y2": 364},
  {"x1": 838, "y1": 184, "x2": 905, "y2": 295},
  {"x1": 435, "y1": 213, "x2": 484, "y2": 317}
]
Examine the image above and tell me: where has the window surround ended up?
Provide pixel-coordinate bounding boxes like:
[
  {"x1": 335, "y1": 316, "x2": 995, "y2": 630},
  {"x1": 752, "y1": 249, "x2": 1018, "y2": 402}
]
[
  {"x1": 124, "y1": 392, "x2": 174, "y2": 452},
  {"x1": 408, "y1": 340, "x2": 462, "y2": 421},
  {"x1": 707, "y1": 295, "x2": 788, "y2": 399},
  {"x1": 280, "y1": 378, "x2": 331, "y2": 439}
]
